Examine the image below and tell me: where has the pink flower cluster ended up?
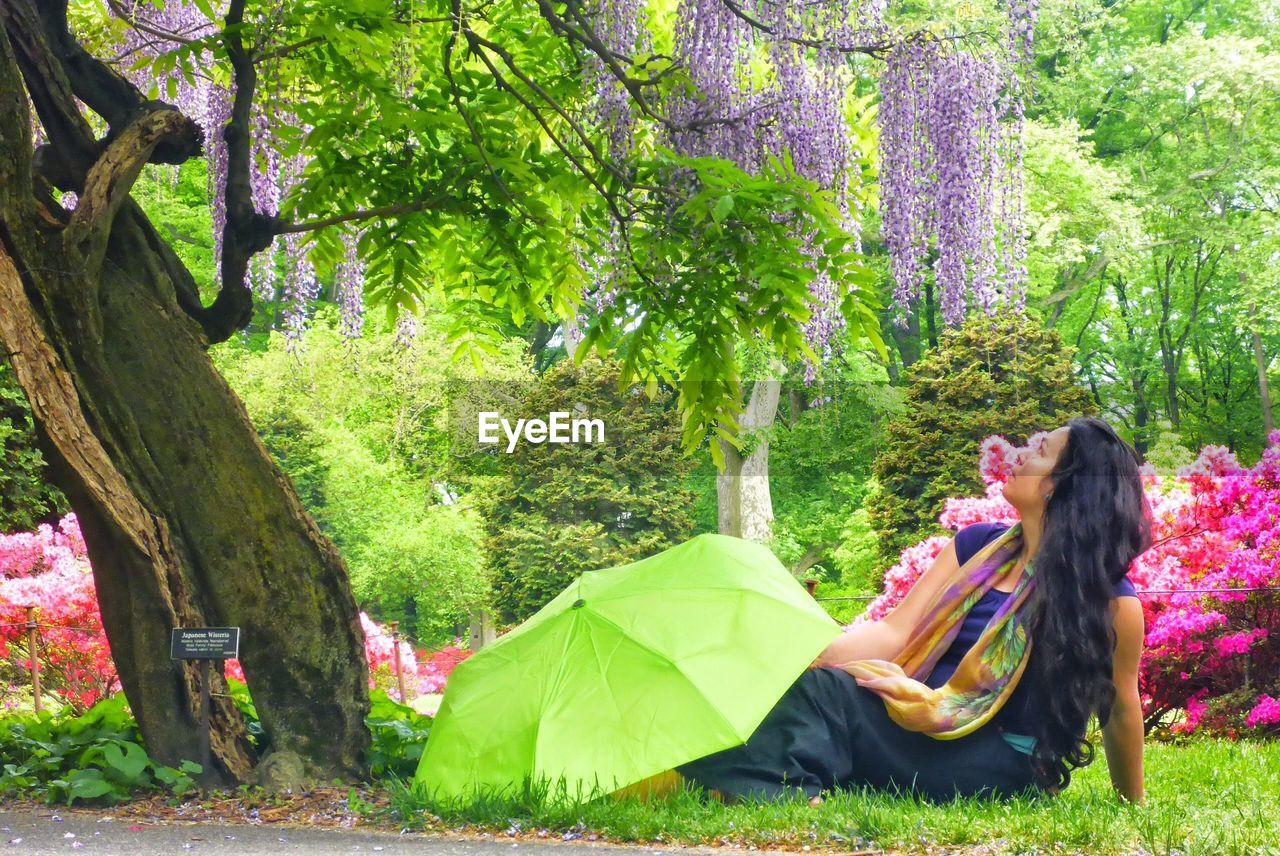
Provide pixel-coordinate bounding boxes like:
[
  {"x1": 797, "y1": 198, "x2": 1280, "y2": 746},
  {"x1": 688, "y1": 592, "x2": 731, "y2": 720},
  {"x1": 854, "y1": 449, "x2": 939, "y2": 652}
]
[
  {"x1": 852, "y1": 431, "x2": 1280, "y2": 738},
  {"x1": 3, "y1": 514, "x2": 471, "y2": 715},
  {"x1": 220, "y1": 616, "x2": 471, "y2": 701},
  {"x1": 0, "y1": 514, "x2": 87, "y2": 579},
  {"x1": 1245, "y1": 694, "x2": 1280, "y2": 729},
  {"x1": 1, "y1": 514, "x2": 120, "y2": 710}
]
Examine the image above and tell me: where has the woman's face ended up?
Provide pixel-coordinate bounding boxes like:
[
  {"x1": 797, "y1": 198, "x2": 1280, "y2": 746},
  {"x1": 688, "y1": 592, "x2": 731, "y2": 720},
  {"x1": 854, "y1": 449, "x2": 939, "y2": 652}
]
[{"x1": 1002, "y1": 426, "x2": 1070, "y2": 511}]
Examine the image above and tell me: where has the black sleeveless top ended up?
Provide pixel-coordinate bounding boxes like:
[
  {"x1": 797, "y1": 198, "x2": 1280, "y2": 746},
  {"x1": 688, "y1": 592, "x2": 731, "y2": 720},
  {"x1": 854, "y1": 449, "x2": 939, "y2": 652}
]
[{"x1": 921, "y1": 522, "x2": 1138, "y2": 737}]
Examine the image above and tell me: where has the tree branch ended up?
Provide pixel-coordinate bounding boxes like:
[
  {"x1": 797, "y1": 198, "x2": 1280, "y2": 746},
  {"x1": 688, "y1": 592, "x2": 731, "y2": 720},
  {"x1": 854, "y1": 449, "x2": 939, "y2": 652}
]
[
  {"x1": 199, "y1": 0, "x2": 274, "y2": 343},
  {"x1": 0, "y1": 14, "x2": 36, "y2": 222},
  {"x1": 442, "y1": 0, "x2": 541, "y2": 225},
  {"x1": 0, "y1": 0, "x2": 100, "y2": 184},
  {"x1": 65, "y1": 107, "x2": 201, "y2": 277},
  {"x1": 22, "y1": 0, "x2": 204, "y2": 181},
  {"x1": 462, "y1": 29, "x2": 630, "y2": 228},
  {"x1": 252, "y1": 35, "x2": 322, "y2": 62},
  {"x1": 719, "y1": 0, "x2": 897, "y2": 57},
  {"x1": 462, "y1": 27, "x2": 633, "y2": 191},
  {"x1": 104, "y1": 0, "x2": 197, "y2": 46},
  {"x1": 273, "y1": 195, "x2": 457, "y2": 235},
  {"x1": 536, "y1": 0, "x2": 663, "y2": 121}
]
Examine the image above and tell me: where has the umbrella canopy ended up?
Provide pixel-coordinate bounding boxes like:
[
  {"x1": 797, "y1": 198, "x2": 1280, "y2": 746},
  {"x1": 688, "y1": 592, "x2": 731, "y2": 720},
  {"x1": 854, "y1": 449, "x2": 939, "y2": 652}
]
[{"x1": 412, "y1": 532, "x2": 843, "y2": 807}]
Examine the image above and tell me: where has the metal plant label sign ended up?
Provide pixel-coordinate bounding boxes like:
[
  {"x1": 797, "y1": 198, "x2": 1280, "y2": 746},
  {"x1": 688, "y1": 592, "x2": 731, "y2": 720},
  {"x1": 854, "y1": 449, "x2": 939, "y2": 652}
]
[{"x1": 171, "y1": 627, "x2": 240, "y2": 660}]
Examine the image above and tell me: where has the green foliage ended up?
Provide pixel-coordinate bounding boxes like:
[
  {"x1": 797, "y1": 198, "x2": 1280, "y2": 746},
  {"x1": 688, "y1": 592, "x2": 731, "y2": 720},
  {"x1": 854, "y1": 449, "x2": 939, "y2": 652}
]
[
  {"x1": 224, "y1": 676, "x2": 268, "y2": 754},
  {"x1": 1020, "y1": 117, "x2": 1141, "y2": 305},
  {"x1": 827, "y1": 506, "x2": 884, "y2": 599},
  {"x1": 212, "y1": 309, "x2": 507, "y2": 646},
  {"x1": 574, "y1": 150, "x2": 886, "y2": 471},
  {"x1": 131, "y1": 158, "x2": 218, "y2": 301},
  {"x1": 349, "y1": 504, "x2": 491, "y2": 645},
  {"x1": 767, "y1": 350, "x2": 904, "y2": 588},
  {"x1": 0, "y1": 357, "x2": 68, "y2": 532},
  {"x1": 0, "y1": 694, "x2": 201, "y2": 805},
  {"x1": 1141, "y1": 424, "x2": 1199, "y2": 478},
  {"x1": 480, "y1": 354, "x2": 699, "y2": 624},
  {"x1": 90, "y1": 0, "x2": 888, "y2": 473},
  {"x1": 257, "y1": 405, "x2": 329, "y2": 512},
  {"x1": 0, "y1": 682, "x2": 434, "y2": 800},
  {"x1": 364, "y1": 688, "x2": 434, "y2": 780},
  {"x1": 1029, "y1": 0, "x2": 1280, "y2": 457},
  {"x1": 866, "y1": 312, "x2": 1098, "y2": 567}
]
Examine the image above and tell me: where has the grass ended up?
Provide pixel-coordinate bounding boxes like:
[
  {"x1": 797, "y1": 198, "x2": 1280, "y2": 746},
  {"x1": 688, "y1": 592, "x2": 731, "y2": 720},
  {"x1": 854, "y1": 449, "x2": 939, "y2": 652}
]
[{"x1": 373, "y1": 736, "x2": 1280, "y2": 855}]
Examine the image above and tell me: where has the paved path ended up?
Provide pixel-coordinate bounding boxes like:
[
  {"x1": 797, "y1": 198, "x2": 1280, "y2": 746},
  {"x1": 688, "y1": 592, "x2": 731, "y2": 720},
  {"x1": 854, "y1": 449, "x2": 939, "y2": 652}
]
[{"x1": 1, "y1": 809, "x2": 736, "y2": 856}]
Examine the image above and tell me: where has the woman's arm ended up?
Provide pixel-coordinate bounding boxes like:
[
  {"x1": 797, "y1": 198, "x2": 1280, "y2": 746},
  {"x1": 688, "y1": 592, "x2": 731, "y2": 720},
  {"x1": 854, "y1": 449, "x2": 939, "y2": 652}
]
[
  {"x1": 1101, "y1": 596, "x2": 1146, "y2": 806},
  {"x1": 810, "y1": 616, "x2": 907, "y2": 667},
  {"x1": 811, "y1": 537, "x2": 964, "y2": 668}
]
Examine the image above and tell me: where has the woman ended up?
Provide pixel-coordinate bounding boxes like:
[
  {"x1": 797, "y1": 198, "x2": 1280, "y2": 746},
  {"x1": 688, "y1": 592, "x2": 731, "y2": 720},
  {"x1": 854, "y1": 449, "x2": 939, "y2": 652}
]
[{"x1": 674, "y1": 416, "x2": 1151, "y2": 807}]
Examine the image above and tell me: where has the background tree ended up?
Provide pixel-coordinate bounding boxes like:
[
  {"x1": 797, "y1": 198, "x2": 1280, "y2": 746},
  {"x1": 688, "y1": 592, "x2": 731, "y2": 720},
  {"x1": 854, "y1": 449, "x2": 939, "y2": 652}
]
[
  {"x1": 212, "y1": 306, "x2": 506, "y2": 646},
  {"x1": 479, "y1": 354, "x2": 697, "y2": 624},
  {"x1": 1032, "y1": 0, "x2": 1280, "y2": 458},
  {"x1": 865, "y1": 311, "x2": 1097, "y2": 567}
]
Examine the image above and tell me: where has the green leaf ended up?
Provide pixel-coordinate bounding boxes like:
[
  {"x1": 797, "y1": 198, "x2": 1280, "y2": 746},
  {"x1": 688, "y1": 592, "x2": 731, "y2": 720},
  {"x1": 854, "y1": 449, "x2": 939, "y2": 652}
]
[
  {"x1": 711, "y1": 194, "x2": 735, "y2": 224},
  {"x1": 67, "y1": 769, "x2": 114, "y2": 800},
  {"x1": 102, "y1": 742, "x2": 149, "y2": 782},
  {"x1": 707, "y1": 429, "x2": 725, "y2": 470}
]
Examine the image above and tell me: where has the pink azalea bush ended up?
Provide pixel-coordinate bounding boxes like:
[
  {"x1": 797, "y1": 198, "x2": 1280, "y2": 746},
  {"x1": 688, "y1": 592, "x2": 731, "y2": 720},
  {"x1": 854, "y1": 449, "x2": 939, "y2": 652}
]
[
  {"x1": 225, "y1": 618, "x2": 471, "y2": 699},
  {"x1": 0, "y1": 514, "x2": 119, "y2": 711},
  {"x1": 852, "y1": 430, "x2": 1280, "y2": 738},
  {"x1": 3, "y1": 513, "x2": 470, "y2": 713}
]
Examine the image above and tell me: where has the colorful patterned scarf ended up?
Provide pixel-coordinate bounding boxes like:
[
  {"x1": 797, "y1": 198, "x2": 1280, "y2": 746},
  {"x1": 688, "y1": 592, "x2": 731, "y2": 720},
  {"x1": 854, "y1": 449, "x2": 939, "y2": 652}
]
[{"x1": 834, "y1": 521, "x2": 1035, "y2": 739}]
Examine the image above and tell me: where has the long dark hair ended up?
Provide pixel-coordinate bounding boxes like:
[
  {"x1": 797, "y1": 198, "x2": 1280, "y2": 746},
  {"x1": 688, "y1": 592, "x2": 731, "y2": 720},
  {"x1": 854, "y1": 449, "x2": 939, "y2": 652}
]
[{"x1": 1021, "y1": 416, "x2": 1153, "y2": 793}]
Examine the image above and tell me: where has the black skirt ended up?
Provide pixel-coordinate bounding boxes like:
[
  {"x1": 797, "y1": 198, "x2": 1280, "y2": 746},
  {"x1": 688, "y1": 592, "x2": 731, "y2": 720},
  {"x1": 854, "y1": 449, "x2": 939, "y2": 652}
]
[{"x1": 674, "y1": 666, "x2": 1044, "y2": 804}]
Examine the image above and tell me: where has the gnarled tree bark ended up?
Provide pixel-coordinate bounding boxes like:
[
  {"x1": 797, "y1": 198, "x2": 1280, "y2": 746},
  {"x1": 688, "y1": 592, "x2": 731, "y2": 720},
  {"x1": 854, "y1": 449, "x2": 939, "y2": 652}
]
[{"x1": 0, "y1": 0, "x2": 370, "y2": 788}]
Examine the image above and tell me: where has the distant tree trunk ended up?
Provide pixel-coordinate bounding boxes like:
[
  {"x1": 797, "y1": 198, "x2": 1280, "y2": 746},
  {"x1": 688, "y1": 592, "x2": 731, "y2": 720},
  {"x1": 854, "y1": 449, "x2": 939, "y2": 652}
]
[
  {"x1": 923, "y1": 277, "x2": 938, "y2": 346},
  {"x1": 526, "y1": 319, "x2": 555, "y2": 371},
  {"x1": 0, "y1": 0, "x2": 369, "y2": 788},
  {"x1": 1046, "y1": 254, "x2": 1109, "y2": 328},
  {"x1": 790, "y1": 542, "x2": 832, "y2": 578},
  {"x1": 1248, "y1": 297, "x2": 1275, "y2": 437},
  {"x1": 1112, "y1": 274, "x2": 1152, "y2": 454},
  {"x1": 403, "y1": 596, "x2": 419, "y2": 641},
  {"x1": 716, "y1": 358, "x2": 783, "y2": 542},
  {"x1": 469, "y1": 609, "x2": 496, "y2": 650},
  {"x1": 1155, "y1": 243, "x2": 1217, "y2": 432},
  {"x1": 883, "y1": 300, "x2": 922, "y2": 378},
  {"x1": 561, "y1": 313, "x2": 583, "y2": 357}
]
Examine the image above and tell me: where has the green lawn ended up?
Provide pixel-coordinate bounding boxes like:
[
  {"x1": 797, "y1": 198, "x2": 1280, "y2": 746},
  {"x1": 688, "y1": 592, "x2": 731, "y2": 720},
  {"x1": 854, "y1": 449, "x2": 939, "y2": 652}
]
[{"x1": 381, "y1": 737, "x2": 1280, "y2": 855}]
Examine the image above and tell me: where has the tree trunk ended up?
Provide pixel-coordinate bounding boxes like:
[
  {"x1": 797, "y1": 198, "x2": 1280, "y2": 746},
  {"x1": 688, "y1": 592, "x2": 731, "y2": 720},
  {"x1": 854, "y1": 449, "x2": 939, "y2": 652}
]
[
  {"x1": 561, "y1": 313, "x2": 583, "y2": 357},
  {"x1": 716, "y1": 359, "x2": 783, "y2": 542},
  {"x1": 1249, "y1": 300, "x2": 1275, "y2": 437},
  {"x1": 883, "y1": 302, "x2": 921, "y2": 378},
  {"x1": 0, "y1": 11, "x2": 370, "y2": 788},
  {"x1": 0, "y1": 215, "x2": 373, "y2": 788},
  {"x1": 923, "y1": 277, "x2": 937, "y2": 347}
]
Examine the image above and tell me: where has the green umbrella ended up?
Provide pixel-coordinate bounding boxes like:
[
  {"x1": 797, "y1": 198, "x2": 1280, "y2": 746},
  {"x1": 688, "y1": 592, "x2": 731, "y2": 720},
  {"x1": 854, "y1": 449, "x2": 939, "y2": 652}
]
[{"x1": 412, "y1": 532, "x2": 843, "y2": 807}]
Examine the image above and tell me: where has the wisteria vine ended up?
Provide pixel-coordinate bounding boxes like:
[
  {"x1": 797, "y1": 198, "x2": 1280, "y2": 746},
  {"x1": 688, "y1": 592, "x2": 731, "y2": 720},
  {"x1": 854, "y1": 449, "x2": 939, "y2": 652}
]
[
  {"x1": 881, "y1": 0, "x2": 1040, "y2": 328},
  {"x1": 580, "y1": 0, "x2": 1039, "y2": 379},
  {"x1": 105, "y1": 0, "x2": 373, "y2": 349},
  {"x1": 100, "y1": 0, "x2": 1040, "y2": 364}
]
